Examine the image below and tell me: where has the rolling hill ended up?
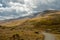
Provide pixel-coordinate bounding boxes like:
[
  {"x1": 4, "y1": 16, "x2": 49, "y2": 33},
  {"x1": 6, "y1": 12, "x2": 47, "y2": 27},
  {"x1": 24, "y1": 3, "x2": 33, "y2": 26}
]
[
  {"x1": 0, "y1": 10, "x2": 60, "y2": 27},
  {"x1": 0, "y1": 10, "x2": 60, "y2": 40}
]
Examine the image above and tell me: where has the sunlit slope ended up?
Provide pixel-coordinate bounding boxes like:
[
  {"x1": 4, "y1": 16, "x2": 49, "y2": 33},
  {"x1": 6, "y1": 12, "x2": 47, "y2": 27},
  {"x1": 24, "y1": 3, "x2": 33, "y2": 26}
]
[
  {"x1": 22, "y1": 11, "x2": 60, "y2": 26},
  {"x1": 0, "y1": 10, "x2": 60, "y2": 40},
  {"x1": 18, "y1": 10, "x2": 60, "y2": 33},
  {"x1": 0, "y1": 19, "x2": 29, "y2": 27},
  {"x1": 0, "y1": 10, "x2": 60, "y2": 30}
]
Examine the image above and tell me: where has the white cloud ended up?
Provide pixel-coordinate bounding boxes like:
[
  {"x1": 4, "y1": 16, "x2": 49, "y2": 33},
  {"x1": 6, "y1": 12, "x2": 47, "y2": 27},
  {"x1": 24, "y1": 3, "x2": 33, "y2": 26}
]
[
  {"x1": 0, "y1": 3, "x2": 3, "y2": 7},
  {"x1": 0, "y1": 0, "x2": 60, "y2": 20}
]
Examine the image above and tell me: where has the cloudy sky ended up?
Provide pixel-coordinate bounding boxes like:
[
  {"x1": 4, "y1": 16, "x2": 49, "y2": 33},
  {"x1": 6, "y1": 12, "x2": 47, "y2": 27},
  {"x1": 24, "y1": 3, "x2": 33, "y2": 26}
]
[{"x1": 0, "y1": 0, "x2": 60, "y2": 20}]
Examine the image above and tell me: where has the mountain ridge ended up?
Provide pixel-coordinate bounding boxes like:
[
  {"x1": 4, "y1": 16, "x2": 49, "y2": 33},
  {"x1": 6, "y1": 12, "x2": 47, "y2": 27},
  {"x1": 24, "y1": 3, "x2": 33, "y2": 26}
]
[{"x1": 0, "y1": 10, "x2": 60, "y2": 27}]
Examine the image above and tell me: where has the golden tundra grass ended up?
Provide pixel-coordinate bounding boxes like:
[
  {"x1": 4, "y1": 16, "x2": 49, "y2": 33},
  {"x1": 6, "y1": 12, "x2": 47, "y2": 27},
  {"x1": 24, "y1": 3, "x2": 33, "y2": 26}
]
[
  {"x1": 0, "y1": 11, "x2": 60, "y2": 40},
  {"x1": 54, "y1": 34, "x2": 60, "y2": 40},
  {"x1": 0, "y1": 27, "x2": 44, "y2": 40}
]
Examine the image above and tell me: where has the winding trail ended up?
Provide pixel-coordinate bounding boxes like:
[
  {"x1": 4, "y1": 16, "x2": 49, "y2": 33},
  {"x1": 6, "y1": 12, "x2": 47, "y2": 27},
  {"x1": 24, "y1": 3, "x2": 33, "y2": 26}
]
[{"x1": 41, "y1": 32, "x2": 56, "y2": 40}]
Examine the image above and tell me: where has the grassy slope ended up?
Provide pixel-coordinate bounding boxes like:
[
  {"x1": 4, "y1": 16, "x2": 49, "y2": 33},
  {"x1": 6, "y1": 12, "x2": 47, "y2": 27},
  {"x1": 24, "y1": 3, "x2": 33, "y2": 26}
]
[
  {"x1": 18, "y1": 11, "x2": 60, "y2": 33},
  {"x1": 0, "y1": 10, "x2": 60, "y2": 33},
  {"x1": 0, "y1": 10, "x2": 60, "y2": 40}
]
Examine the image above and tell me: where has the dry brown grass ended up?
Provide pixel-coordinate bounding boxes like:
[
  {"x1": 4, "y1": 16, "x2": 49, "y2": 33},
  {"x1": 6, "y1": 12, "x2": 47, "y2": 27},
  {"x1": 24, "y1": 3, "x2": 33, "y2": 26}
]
[
  {"x1": 0, "y1": 28, "x2": 44, "y2": 40},
  {"x1": 0, "y1": 19, "x2": 29, "y2": 27},
  {"x1": 0, "y1": 10, "x2": 60, "y2": 40},
  {"x1": 54, "y1": 34, "x2": 60, "y2": 40}
]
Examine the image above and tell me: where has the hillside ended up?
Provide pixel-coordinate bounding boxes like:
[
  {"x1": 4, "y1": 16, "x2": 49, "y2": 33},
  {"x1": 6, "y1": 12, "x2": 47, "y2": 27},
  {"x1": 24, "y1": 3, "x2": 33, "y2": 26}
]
[
  {"x1": 0, "y1": 10, "x2": 60, "y2": 40},
  {"x1": 0, "y1": 10, "x2": 60, "y2": 26},
  {"x1": 16, "y1": 10, "x2": 59, "y2": 32},
  {"x1": 0, "y1": 10, "x2": 60, "y2": 32}
]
